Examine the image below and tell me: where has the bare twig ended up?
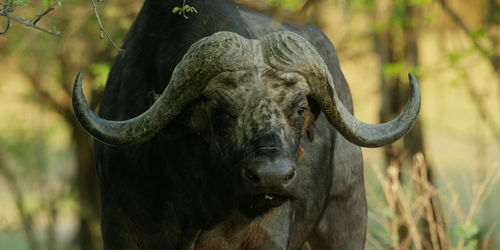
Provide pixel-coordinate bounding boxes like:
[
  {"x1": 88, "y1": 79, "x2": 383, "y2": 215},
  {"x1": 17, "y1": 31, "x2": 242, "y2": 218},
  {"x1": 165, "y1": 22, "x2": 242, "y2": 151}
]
[
  {"x1": 29, "y1": 2, "x2": 57, "y2": 25},
  {"x1": 90, "y1": 0, "x2": 124, "y2": 53},
  {"x1": 0, "y1": 17, "x2": 10, "y2": 34},
  {"x1": 0, "y1": 1, "x2": 60, "y2": 36},
  {"x1": 21, "y1": 66, "x2": 74, "y2": 124},
  {"x1": 439, "y1": 0, "x2": 500, "y2": 146},
  {"x1": 450, "y1": 63, "x2": 500, "y2": 146},
  {"x1": 6, "y1": 13, "x2": 60, "y2": 35},
  {"x1": 173, "y1": 0, "x2": 197, "y2": 19},
  {"x1": 463, "y1": 78, "x2": 500, "y2": 146},
  {"x1": 439, "y1": 0, "x2": 500, "y2": 90},
  {"x1": 182, "y1": 0, "x2": 188, "y2": 19},
  {"x1": 299, "y1": 0, "x2": 316, "y2": 13},
  {"x1": 438, "y1": 0, "x2": 490, "y2": 57}
]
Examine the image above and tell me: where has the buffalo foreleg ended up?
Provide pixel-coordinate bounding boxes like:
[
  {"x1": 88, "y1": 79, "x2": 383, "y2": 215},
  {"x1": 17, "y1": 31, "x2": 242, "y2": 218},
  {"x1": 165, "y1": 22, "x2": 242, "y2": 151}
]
[
  {"x1": 306, "y1": 130, "x2": 367, "y2": 250},
  {"x1": 306, "y1": 182, "x2": 367, "y2": 249}
]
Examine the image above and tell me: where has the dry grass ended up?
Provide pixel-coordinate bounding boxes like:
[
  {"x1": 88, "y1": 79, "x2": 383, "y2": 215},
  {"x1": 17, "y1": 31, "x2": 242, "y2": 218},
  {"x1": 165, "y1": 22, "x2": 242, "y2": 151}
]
[{"x1": 366, "y1": 153, "x2": 500, "y2": 250}]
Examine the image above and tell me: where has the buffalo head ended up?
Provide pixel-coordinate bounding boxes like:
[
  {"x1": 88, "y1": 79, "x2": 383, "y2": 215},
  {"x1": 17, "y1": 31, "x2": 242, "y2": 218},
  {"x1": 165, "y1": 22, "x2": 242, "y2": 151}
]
[{"x1": 72, "y1": 31, "x2": 420, "y2": 215}]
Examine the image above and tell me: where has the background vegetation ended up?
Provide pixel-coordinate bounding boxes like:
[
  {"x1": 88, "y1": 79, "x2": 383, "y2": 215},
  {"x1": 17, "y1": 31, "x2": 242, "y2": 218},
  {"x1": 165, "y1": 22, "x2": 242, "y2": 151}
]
[{"x1": 0, "y1": 0, "x2": 498, "y2": 249}]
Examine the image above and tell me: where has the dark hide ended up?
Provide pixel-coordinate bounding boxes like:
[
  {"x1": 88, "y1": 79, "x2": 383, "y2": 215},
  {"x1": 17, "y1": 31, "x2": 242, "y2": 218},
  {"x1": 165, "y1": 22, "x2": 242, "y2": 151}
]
[{"x1": 96, "y1": 0, "x2": 365, "y2": 249}]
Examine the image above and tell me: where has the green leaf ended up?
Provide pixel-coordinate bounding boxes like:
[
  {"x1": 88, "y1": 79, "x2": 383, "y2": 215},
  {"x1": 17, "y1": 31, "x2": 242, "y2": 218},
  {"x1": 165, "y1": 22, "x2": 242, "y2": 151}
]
[
  {"x1": 453, "y1": 222, "x2": 479, "y2": 240},
  {"x1": 465, "y1": 239, "x2": 478, "y2": 250},
  {"x1": 183, "y1": 5, "x2": 197, "y2": 13},
  {"x1": 390, "y1": 14, "x2": 404, "y2": 28},
  {"x1": 448, "y1": 51, "x2": 466, "y2": 62},
  {"x1": 372, "y1": 23, "x2": 386, "y2": 33},
  {"x1": 265, "y1": 0, "x2": 302, "y2": 12},
  {"x1": 90, "y1": 62, "x2": 111, "y2": 89},
  {"x1": 172, "y1": 6, "x2": 182, "y2": 14},
  {"x1": 409, "y1": 66, "x2": 421, "y2": 77},
  {"x1": 409, "y1": 0, "x2": 434, "y2": 6},
  {"x1": 469, "y1": 28, "x2": 486, "y2": 40},
  {"x1": 264, "y1": 194, "x2": 273, "y2": 200},
  {"x1": 383, "y1": 62, "x2": 405, "y2": 78},
  {"x1": 9, "y1": 0, "x2": 28, "y2": 6},
  {"x1": 459, "y1": 71, "x2": 468, "y2": 79}
]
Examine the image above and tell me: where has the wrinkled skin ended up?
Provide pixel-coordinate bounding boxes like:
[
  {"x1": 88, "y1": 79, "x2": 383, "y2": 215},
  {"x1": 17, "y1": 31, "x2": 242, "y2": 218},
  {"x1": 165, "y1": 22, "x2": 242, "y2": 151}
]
[{"x1": 95, "y1": 1, "x2": 367, "y2": 249}]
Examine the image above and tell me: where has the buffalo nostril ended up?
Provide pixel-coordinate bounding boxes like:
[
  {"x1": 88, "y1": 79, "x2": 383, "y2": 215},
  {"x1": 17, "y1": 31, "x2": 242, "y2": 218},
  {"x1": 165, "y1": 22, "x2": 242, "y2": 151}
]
[
  {"x1": 283, "y1": 168, "x2": 295, "y2": 183},
  {"x1": 244, "y1": 168, "x2": 260, "y2": 183}
]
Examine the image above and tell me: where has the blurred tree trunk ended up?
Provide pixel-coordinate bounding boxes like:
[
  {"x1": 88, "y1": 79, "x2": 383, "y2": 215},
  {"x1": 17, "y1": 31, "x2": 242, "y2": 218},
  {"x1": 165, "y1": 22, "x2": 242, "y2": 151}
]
[
  {"x1": 24, "y1": 63, "x2": 103, "y2": 250},
  {"x1": 309, "y1": 0, "x2": 328, "y2": 30},
  {"x1": 58, "y1": 51, "x2": 103, "y2": 250},
  {"x1": 1, "y1": 1, "x2": 137, "y2": 249},
  {"x1": 71, "y1": 118, "x2": 102, "y2": 250},
  {"x1": 375, "y1": 0, "x2": 424, "y2": 166},
  {"x1": 374, "y1": 0, "x2": 439, "y2": 248},
  {"x1": 0, "y1": 153, "x2": 40, "y2": 250},
  {"x1": 487, "y1": 0, "x2": 500, "y2": 88}
]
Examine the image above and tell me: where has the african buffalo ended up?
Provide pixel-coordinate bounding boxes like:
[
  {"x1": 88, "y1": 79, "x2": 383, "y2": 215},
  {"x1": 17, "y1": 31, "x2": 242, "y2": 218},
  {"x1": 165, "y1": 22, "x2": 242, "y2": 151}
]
[{"x1": 72, "y1": 0, "x2": 420, "y2": 249}]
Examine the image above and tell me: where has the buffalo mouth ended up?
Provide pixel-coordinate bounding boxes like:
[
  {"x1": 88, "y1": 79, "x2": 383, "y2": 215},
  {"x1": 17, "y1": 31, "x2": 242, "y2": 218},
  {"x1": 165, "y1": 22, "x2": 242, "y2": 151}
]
[{"x1": 238, "y1": 193, "x2": 293, "y2": 217}]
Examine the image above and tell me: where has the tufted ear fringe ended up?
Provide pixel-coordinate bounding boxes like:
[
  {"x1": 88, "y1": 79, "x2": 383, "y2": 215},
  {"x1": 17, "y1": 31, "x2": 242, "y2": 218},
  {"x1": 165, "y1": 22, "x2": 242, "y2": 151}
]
[{"x1": 300, "y1": 106, "x2": 316, "y2": 142}]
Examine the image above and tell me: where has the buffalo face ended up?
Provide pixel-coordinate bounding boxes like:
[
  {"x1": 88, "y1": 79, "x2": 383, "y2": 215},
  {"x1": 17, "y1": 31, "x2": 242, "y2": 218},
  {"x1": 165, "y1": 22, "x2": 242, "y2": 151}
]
[{"x1": 183, "y1": 69, "x2": 314, "y2": 215}]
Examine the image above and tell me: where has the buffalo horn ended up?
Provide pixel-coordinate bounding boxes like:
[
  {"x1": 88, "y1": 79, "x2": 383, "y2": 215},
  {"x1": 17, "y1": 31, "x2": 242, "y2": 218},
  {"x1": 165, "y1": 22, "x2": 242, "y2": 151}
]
[
  {"x1": 260, "y1": 31, "x2": 421, "y2": 148},
  {"x1": 313, "y1": 72, "x2": 421, "y2": 148},
  {"x1": 72, "y1": 32, "x2": 251, "y2": 145}
]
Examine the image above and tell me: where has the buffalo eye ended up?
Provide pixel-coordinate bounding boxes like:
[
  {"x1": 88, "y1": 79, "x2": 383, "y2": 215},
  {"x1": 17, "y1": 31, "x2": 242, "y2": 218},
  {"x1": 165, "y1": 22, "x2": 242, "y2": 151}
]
[
  {"x1": 210, "y1": 101, "x2": 237, "y2": 137},
  {"x1": 212, "y1": 98, "x2": 239, "y2": 119},
  {"x1": 206, "y1": 92, "x2": 239, "y2": 119},
  {"x1": 297, "y1": 106, "x2": 307, "y2": 116},
  {"x1": 287, "y1": 104, "x2": 307, "y2": 130}
]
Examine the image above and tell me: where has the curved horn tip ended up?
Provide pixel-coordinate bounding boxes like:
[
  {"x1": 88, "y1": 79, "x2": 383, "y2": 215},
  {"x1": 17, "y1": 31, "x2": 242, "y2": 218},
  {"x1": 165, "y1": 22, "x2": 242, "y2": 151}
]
[
  {"x1": 76, "y1": 71, "x2": 82, "y2": 81},
  {"x1": 74, "y1": 72, "x2": 84, "y2": 93},
  {"x1": 73, "y1": 72, "x2": 87, "y2": 101},
  {"x1": 408, "y1": 72, "x2": 417, "y2": 84}
]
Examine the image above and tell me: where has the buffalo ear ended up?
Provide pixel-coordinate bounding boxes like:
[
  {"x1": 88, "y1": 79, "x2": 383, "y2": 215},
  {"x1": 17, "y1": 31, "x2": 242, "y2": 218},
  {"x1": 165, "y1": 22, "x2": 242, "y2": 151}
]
[
  {"x1": 304, "y1": 110, "x2": 315, "y2": 141},
  {"x1": 302, "y1": 97, "x2": 320, "y2": 141},
  {"x1": 306, "y1": 96, "x2": 320, "y2": 120}
]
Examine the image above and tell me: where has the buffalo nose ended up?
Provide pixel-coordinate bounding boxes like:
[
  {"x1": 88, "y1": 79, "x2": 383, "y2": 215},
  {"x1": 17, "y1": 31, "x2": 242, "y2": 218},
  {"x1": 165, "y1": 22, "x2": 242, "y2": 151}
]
[{"x1": 242, "y1": 158, "x2": 297, "y2": 194}]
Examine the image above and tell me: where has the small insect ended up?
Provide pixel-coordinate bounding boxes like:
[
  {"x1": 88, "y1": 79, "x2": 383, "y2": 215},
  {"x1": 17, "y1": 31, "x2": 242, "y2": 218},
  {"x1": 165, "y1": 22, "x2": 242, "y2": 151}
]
[{"x1": 298, "y1": 146, "x2": 305, "y2": 163}]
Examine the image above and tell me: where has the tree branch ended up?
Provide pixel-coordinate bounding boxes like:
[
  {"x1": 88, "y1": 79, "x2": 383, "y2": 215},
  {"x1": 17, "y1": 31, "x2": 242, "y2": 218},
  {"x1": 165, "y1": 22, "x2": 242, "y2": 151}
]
[
  {"x1": 449, "y1": 62, "x2": 500, "y2": 146},
  {"x1": 463, "y1": 78, "x2": 500, "y2": 146},
  {"x1": 0, "y1": 17, "x2": 10, "y2": 35},
  {"x1": 6, "y1": 12, "x2": 60, "y2": 35},
  {"x1": 438, "y1": 0, "x2": 490, "y2": 57},
  {"x1": 29, "y1": 2, "x2": 57, "y2": 25},
  {"x1": 0, "y1": 1, "x2": 60, "y2": 36},
  {"x1": 90, "y1": 0, "x2": 124, "y2": 53},
  {"x1": 442, "y1": 6, "x2": 500, "y2": 97},
  {"x1": 24, "y1": 71, "x2": 74, "y2": 124},
  {"x1": 299, "y1": 0, "x2": 316, "y2": 13}
]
